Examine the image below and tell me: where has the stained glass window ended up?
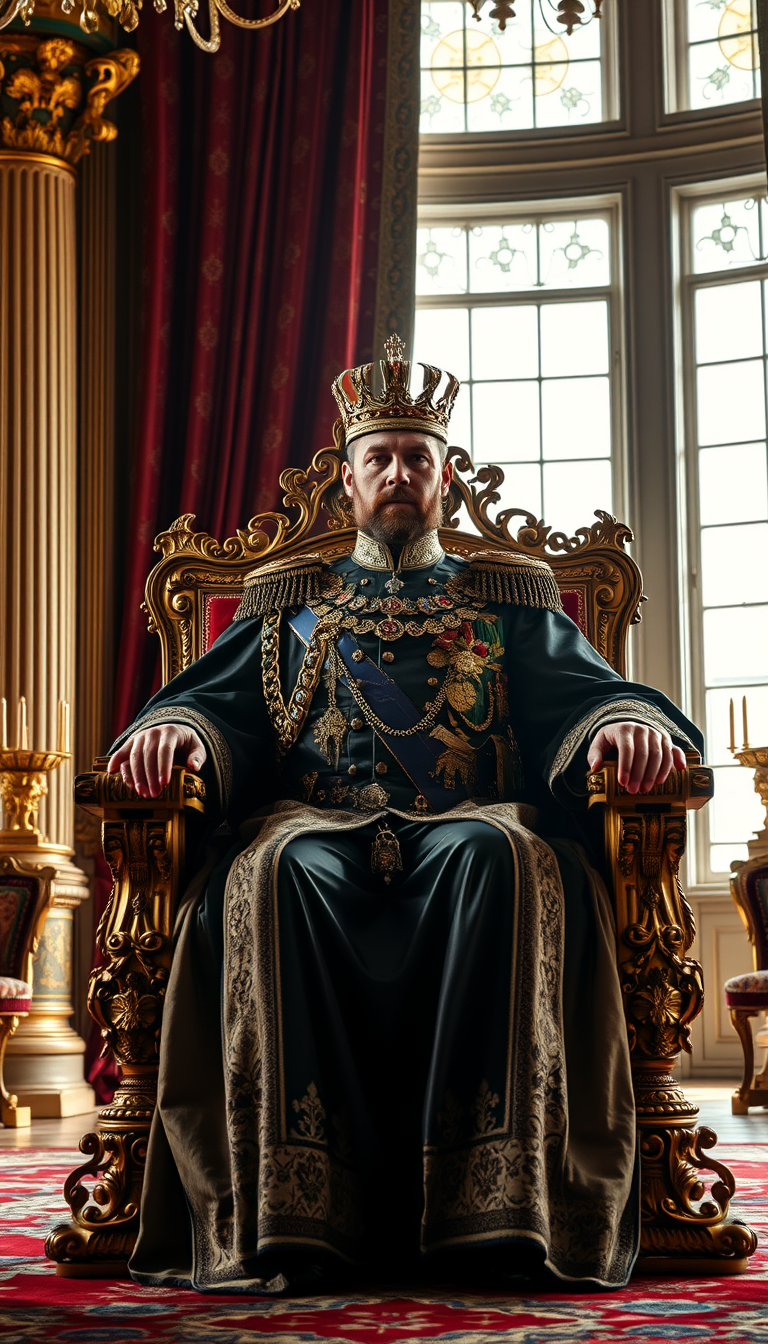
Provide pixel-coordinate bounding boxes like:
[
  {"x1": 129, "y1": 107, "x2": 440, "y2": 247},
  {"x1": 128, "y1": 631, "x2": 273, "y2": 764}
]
[
  {"x1": 671, "y1": 0, "x2": 760, "y2": 112},
  {"x1": 413, "y1": 208, "x2": 617, "y2": 539},
  {"x1": 420, "y1": 1, "x2": 615, "y2": 134},
  {"x1": 682, "y1": 187, "x2": 768, "y2": 878}
]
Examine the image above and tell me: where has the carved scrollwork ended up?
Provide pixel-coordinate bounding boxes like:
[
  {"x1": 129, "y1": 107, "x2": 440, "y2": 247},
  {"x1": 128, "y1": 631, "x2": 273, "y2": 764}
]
[
  {"x1": 589, "y1": 762, "x2": 756, "y2": 1267},
  {"x1": 637, "y1": 1121, "x2": 757, "y2": 1263},
  {"x1": 47, "y1": 768, "x2": 197, "y2": 1272},
  {"x1": 142, "y1": 438, "x2": 644, "y2": 680},
  {"x1": 0, "y1": 37, "x2": 139, "y2": 167},
  {"x1": 618, "y1": 809, "x2": 703, "y2": 1061}
]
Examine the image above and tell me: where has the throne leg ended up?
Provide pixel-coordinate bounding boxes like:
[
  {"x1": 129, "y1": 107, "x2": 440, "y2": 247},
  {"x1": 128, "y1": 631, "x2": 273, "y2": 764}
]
[
  {"x1": 0, "y1": 1015, "x2": 31, "y2": 1128},
  {"x1": 589, "y1": 763, "x2": 758, "y2": 1272},
  {"x1": 44, "y1": 1066, "x2": 155, "y2": 1276},
  {"x1": 45, "y1": 766, "x2": 203, "y2": 1275}
]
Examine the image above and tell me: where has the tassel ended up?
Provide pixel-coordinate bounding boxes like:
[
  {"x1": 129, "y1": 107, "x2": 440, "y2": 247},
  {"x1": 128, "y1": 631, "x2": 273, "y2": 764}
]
[
  {"x1": 234, "y1": 555, "x2": 333, "y2": 620},
  {"x1": 371, "y1": 825, "x2": 403, "y2": 885},
  {"x1": 466, "y1": 554, "x2": 562, "y2": 612},
  {"x1": 313, "y1": 640, "x2": 348, "y2": 768}
]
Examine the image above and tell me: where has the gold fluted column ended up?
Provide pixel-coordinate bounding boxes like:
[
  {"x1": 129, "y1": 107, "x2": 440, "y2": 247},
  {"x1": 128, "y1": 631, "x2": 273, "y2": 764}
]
[
  {"x1": 0, "y1": 30, "x2": 138, "y2": 1116},
  {"x1": 72, "y1": 141, "x2": 118, "y2": 1044}
]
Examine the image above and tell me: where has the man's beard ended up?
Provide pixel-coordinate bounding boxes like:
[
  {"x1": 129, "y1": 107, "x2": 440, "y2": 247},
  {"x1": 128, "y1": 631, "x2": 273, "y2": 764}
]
[{"x1": 351, "y1": 485, "x2": 443, "y2": 547}]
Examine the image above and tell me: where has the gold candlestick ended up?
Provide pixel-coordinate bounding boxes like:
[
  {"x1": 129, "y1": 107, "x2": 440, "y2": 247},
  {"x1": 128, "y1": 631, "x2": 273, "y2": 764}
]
[
  {"x1": 0, "y1": 696, "x2": 71, "y2": 844},
  {"x1": 730, "y1": 740, "x2": 768, "y2": 860}
]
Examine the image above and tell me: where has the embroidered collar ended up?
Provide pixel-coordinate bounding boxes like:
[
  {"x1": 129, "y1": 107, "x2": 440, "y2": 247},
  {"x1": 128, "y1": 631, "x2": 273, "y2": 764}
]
[{"x1": 351, "y1": 529, "x2": 445, "y2": 572}]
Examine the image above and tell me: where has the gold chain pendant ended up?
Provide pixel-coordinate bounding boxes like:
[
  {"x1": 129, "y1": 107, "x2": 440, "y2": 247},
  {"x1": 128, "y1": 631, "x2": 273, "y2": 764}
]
[{"x1": 371, "y1": 824, "x2": 403, "y2": 884}]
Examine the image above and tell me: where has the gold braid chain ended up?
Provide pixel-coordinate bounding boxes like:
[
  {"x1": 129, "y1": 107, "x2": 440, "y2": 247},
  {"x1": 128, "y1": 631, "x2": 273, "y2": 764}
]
[
  {"x1": 332, "y1": 643, "x2": 449, "y2": 739},
  {"x1": 262, "y1": 610, "x2": 334, "y2": 757}
]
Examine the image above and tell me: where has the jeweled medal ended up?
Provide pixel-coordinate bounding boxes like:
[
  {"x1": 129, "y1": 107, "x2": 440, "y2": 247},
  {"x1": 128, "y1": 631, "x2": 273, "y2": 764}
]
[
  {"x1": 376, "y1": 618, "x2": 404, "y2": 641},
  {"x1": 380, "y1": 596, "x2": 404, "y2": 615}
]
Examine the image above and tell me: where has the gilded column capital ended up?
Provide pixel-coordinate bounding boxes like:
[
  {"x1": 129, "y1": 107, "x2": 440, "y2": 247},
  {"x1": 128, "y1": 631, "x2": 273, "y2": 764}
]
[{"x1": 0, "y1": 35, "x2": 138, "y2": 165}]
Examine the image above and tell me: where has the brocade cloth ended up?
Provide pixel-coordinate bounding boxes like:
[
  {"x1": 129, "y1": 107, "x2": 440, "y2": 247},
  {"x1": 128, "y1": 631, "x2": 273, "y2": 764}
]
[{"x1": 129, "y1": 800, "x2": 638, "y2": 1292}]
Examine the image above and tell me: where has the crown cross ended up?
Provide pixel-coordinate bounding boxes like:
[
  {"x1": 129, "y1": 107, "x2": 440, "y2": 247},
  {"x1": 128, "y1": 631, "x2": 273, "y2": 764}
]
[
  {"x1": 331, "y1": 334, "x2": 460, "y2": 448},
  {"x1": 384, "y1": 333, "x2": 406, "y2": 363}
]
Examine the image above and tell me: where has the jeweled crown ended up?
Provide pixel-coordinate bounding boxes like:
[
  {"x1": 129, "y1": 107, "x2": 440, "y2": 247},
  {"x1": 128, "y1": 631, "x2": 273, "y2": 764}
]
[{"x1": 331, "y1": 334, "x2": 460, "y2": 446}]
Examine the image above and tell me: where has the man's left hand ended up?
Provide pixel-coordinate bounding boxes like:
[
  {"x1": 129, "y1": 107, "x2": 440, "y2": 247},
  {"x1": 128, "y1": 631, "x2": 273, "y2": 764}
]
[{"x1": 587, "y1": 721, "x2": 688, "y2": 794}]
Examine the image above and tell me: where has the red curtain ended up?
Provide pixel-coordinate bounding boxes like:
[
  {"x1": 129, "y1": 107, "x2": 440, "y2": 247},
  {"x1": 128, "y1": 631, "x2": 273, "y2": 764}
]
[{"x1": 113, "y1": 0, "x2": 390, "y2": 732}]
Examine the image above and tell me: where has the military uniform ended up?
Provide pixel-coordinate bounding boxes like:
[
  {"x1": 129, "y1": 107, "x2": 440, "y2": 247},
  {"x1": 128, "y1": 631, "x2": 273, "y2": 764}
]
[{"x1": 114, "y1": 528, "x2": 701, "y2": 1294}]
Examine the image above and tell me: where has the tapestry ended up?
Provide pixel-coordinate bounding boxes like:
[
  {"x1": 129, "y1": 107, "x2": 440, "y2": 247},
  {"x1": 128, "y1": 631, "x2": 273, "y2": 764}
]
[{"x1": 0, "y1": 1145, "x2": 766, "y2": 1342}]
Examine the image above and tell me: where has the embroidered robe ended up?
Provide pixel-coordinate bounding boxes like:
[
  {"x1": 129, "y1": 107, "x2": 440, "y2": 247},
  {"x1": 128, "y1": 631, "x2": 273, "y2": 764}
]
[{"x1": 112, "y1": 530, "x2": 702, "y2": 1292}]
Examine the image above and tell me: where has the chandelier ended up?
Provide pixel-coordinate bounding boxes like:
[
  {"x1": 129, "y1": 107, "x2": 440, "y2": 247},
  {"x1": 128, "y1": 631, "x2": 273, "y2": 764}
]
[
  {"x1": 466, "y1": 0, "x2": 604, "y2": 37},
  {"x1": 0, "y1": 0, "x2": 299, "y2": 53}
]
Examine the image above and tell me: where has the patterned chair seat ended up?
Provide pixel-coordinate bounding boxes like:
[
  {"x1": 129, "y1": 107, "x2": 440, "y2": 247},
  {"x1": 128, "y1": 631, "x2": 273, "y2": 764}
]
[
  {"x1": 0, "y1": 977, "x2": 31, "y2": 1014},
  {"x1": 724, "y1": 971, "x2": 768, "y2": 1010}
]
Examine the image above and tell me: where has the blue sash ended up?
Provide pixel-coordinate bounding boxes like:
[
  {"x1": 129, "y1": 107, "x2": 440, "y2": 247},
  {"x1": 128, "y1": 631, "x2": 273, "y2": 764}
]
[{"x1": 287, "y1": 605, "x2": 471, "y2": 809}]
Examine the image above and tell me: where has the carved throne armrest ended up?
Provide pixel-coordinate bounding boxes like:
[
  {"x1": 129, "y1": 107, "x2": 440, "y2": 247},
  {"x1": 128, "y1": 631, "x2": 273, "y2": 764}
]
[
  {"x1": 587, "y1": 756, "x2": 756, "y2": 1269},
  {"x1": 45, "y1": 761, "x2": 205, "y2": 1274}
]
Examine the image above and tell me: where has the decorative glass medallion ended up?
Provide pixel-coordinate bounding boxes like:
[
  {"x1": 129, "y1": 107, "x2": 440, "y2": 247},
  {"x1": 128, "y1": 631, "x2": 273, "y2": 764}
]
[{"x1": 420, "y1": 0, "x2": 611, "y2": 134}]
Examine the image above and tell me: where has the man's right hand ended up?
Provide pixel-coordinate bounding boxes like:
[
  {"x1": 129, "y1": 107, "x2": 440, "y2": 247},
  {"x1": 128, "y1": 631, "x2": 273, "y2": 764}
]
[{"x1": 107, "y1": 725, "x2": 207, "y2": 799}]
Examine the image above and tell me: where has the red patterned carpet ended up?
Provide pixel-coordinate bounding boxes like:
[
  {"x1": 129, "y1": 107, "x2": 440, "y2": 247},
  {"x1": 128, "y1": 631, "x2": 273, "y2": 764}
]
[{"x1": 1, "y1": 1146, "x2": 767, "y2": 1343}]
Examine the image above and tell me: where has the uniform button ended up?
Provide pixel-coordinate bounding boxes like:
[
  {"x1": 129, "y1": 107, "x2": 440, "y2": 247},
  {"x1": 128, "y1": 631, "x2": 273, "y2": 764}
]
[
  {"x1": 348, "y1": 764, "x2": 358, "y2": 776},
  {"x1": 382, "y1": 651, "x2": 394, "y2": 663},
  {"x1": 427, "y1": 677, "x2": 438, "y2": 687},
  {"x1": 351, "y1": 718, "x2": 364, "y2": 730},
  {"x1": 428, "y1": 578, "x2": 437, "y2": 585},
  {"x1": 375, "y1": 762, "x2": 388, "y2": 775},
  {"x1": 360, "y1": 578, "x2": 370, "y2": 586}
]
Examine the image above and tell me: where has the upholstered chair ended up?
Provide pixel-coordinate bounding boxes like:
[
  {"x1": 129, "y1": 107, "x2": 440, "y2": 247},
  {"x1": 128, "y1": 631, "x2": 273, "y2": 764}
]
[
  {"x1": 0, "y1": 856, "x2": 56, "y2": 1126},
  {"x1": 45, "y1": 441, "x2": 757, "y2": 1275},
  {"x1": 728, "y1": 851, "x2": 768, "y2": 1113}
]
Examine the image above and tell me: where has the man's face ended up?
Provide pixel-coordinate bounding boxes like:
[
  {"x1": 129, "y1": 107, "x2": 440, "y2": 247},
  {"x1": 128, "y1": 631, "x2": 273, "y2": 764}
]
[{"x1": 341, "y1": 431, "x2": 452, "y2": 546}]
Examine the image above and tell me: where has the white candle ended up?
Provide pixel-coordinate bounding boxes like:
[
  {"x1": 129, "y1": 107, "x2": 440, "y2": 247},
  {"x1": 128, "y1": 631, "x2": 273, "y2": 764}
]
[
  {"x1": 18, "y1": 697, "x2": 28, "y2": 750},
  {"x1": 1, "y1": 698, "x2": 6, "y2": 751},
  {"x1": 57, "y1": 701, "x2": 63, "y2": 754},
  {"x1": 64, "y1": 701, "x2": 70, "y2": 755},
  {"x1": 743, "y1": 694, "x2": 750, "y2": 750}
]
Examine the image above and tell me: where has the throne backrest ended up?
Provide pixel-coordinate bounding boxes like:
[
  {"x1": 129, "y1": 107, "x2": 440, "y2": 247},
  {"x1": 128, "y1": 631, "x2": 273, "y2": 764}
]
[{"x1": 143, "y1": 443, "x2": 644, "y2": 684}]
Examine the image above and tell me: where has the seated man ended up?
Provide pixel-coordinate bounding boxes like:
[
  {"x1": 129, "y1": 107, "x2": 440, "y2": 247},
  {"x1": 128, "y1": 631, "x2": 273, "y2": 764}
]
[{"x1": 109, "y1": 336, "x2": 700, "y2": 1294}]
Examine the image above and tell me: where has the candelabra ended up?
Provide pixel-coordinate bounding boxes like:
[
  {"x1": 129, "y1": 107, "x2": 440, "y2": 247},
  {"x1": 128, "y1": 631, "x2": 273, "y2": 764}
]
[
  {"x1": 728, "y1": 695, "x2": 768, "y2": 859},
  {"x1": 0, "y1": 697, "x2": 70, "y2": 842}
]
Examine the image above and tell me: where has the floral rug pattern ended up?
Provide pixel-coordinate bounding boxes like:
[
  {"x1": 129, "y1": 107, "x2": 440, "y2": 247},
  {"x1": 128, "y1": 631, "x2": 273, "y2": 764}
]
[{"x1": 0, "y1": 1145, "x2": 766, "y2": 1342}]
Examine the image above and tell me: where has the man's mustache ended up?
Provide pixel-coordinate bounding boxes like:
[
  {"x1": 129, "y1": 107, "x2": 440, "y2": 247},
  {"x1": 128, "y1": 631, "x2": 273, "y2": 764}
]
[{"x1": 374, "y1": 487, "x2": 420, "y2": 506}]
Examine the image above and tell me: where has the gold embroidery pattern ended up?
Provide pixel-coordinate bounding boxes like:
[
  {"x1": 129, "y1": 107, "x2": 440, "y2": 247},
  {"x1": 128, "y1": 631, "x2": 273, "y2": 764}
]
[
  {"x1": 421, "y1": 814, "x2": 636, "y2": 1284},
  {"x1": 261, "y1": 610, "x2": 336, "y2": 758},
  {"x1": 549, "y1": 697, "x2": 697, "y2": 789},
  {"x1": 351, "y1": 529, "x2": 444, "y2": 571},
  {"x1": 217, "y1": 804, "x2": 377, "y2": 1273},
  {"x1": 212, "y1": 799, "x2": 635, "y2": 1285},
  {"x1": 429, "y1": 724, "x2": 477, "y2": 791},
  {"x1": 291, "y1": 1081, "x2": 325, "y2": 1141}
]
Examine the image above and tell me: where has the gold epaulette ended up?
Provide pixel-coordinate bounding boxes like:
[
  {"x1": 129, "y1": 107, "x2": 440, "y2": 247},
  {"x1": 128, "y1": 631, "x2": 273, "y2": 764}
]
[
  {"x1": 234, "y1": 554, "x2": 335, "y2": 620},
  {"x1": 459, "y1": 551, "x2": 563, "y2": 612}
]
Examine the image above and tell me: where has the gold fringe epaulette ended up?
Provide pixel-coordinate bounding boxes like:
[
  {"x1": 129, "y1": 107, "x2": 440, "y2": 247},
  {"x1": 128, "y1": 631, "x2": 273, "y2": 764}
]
[
  {"x1": 234, "y1": 554, "x2": 336, "y2": 620},
  {"x1": 460, "y1": 551, "x2": 563, "y2": 612}
]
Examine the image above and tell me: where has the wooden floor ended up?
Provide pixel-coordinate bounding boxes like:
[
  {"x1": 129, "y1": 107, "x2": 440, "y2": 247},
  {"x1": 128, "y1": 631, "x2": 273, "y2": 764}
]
[{"x1": 1, "y1": 1079, "x2": 768, "y2": 1150}]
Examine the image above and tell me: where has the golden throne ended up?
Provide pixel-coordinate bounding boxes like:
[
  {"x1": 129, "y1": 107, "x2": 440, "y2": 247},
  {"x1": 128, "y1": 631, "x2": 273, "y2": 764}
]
[{"x1": 46, "y1": 440, "x2": 757, "y2": 1276}]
